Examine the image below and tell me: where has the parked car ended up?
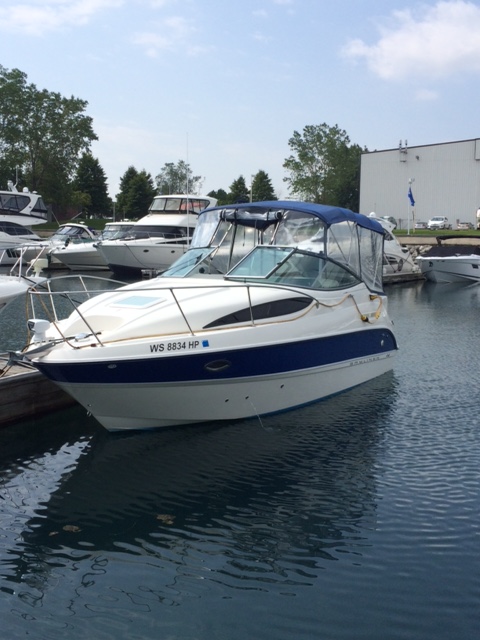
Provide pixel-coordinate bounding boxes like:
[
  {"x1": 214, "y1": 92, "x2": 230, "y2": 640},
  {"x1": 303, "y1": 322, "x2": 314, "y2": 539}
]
[
  {"x1": 457, "y1": 221, "x2": 474, "y2": 230},
  {"x1": 427, "y1": 216, "x2": 452, "y2": 230},
  {"x1": 414, "y1": 221, "x2": 427, "y2": 229}
]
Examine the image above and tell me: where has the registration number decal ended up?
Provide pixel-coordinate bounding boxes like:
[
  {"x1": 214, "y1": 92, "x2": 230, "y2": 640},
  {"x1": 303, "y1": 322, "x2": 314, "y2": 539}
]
[{"x1": 149, "y1": 339, "x2": 209, "y2": 353}]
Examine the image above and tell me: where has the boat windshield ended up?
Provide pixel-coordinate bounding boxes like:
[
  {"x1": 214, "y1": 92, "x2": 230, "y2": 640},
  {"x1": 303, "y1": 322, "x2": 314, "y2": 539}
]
[
  {"x1": 161, "y1": 248, "x2": 219, "y2": 277},
  {"x1": 149, "y1": 197, "x2": 213, "y2": 215},
  {"x1": 226, "y1": 246, "x2": 361, "y2": 290},
  {"x1": 52, "y1": 226, "x2": 96, "y2": 240}
]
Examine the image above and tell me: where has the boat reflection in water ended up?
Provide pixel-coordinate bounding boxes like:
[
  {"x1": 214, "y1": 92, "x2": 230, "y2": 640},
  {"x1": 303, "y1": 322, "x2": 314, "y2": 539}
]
[
  {"x1": 0, "y1": 372, "x2": 395, "y2": 622},
  {"x1": 21, "y1": 201, "x2": 398, "y2": 432}
]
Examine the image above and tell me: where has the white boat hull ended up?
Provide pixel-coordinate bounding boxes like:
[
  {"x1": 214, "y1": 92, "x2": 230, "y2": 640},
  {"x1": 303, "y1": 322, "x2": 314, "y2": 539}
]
[
  {"x1": 0, "y1": 240, "x2": 43, "y2": 265},
  {"x1": 51, "y1": 244, "x2": 108, "y2": 271},
  {"x1": 416, "y1": 255, "x2": 480, "y2": 282},
  {"x1": 32, "y1": 285, "x2": 397, "y2": 432},
  {"x1": 0, "y1": 275, "x2": 46, "y2": 311},
  {"x1": 47, "y1": 349, "x2": 395, "y2": 431},
  {"x1": 97, "y1": 240, "x2": 190, "y2": 275}
]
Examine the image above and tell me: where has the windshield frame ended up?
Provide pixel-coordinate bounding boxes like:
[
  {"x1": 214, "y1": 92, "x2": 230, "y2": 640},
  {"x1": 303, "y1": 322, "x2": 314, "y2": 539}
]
[{"x1": 225, "y1": 245, "x2": 362, "y2": 290}]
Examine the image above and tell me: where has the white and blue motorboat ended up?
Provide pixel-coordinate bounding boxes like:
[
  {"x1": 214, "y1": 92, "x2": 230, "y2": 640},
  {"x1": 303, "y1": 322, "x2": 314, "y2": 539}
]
[{"x1": 20, "y1": 201, "x2": 398, "y2": 431}]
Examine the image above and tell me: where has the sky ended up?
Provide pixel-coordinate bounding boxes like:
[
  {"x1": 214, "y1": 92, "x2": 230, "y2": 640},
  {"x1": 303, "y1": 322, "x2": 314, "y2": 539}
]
[{"x1": 1, "y1": 0, "x2": 480, "y2": 200}]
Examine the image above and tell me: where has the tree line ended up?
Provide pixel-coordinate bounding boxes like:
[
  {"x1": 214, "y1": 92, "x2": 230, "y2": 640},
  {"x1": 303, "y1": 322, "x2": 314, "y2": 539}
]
[{"x1": 0, "y1": 65, "x2": 364, "y2": 221}]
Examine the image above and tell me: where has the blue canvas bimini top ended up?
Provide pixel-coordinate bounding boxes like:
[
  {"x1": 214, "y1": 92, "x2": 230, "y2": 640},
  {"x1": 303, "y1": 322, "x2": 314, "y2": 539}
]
[{"x1": 201, "y1": 200, "x2": 384, "y2": 234}]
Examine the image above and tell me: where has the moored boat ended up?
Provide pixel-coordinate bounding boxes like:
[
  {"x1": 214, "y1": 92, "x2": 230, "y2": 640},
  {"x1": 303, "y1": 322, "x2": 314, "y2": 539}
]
[
  {"x1": 0, "y1": 181, "x2": 48, "y2": 226},
  {"x1": 416, "y1": 252, "x2": 480, "y2": 282},
  {"x1": 0, "y1": 249, "x2": 47, "y2": 312},
  {"x1": 0, "y1": 181, "x2": 49, "y2": 265},
  {"x1": 96, "y1": 194, "x2": 217, "y2": 277},
  {"x1": 366, "y1": 212, "x2": 422, "y2": 282},
  {"x1": 18, "y1": 222, "x2": 100, "y2": 266},
  {"x1": 19, "y1": 201, "x2": 398, "y2": 432},
  {"x1": 0, "y1": 221, "x2": 44, "y2": 265},
  {"x1": 49, "y1": 222, "x2": 134, "y2": 271}
]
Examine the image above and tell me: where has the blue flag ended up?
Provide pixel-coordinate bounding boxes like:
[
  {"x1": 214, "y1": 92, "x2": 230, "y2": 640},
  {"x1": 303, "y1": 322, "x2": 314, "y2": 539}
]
[{"x1": 408, "y1": 186, "x2": 415, "y2": 206}]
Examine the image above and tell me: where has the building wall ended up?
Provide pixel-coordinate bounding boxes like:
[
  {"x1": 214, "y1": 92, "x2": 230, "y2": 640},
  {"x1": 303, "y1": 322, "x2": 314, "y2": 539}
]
[{"x1": 360, "y1": 139, "x2": 480, "y2": 229}]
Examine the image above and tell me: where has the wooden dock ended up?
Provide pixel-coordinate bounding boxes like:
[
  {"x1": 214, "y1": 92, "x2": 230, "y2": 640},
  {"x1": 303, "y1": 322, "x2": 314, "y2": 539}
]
[{"x1": 0, "y1": 355, "x2": 75, "y2": 427}]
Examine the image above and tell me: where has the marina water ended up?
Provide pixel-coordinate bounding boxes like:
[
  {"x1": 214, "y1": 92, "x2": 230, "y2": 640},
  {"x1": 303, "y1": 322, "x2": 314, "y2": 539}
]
[{"x1": 0, "y1": 280, "x2": 479, "y2": 639}]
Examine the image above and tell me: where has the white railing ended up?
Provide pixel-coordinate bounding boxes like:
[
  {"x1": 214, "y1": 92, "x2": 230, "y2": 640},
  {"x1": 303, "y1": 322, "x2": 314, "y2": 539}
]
[{"x1": 25, "y1": 278, "x2": 322, "y2": 348}]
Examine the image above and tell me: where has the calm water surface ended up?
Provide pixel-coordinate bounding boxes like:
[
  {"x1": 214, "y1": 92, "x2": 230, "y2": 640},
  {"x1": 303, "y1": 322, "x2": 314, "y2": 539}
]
[{"x1": 0, "y1": 280, "x2": 479, "y2": 639}]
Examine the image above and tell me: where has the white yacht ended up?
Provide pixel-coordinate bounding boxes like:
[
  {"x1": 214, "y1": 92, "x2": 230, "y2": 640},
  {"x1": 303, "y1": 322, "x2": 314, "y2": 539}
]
[
  {"x1": 416, "y1": 252, "x2": 480, "y2": 282},
  {"x1": 96, "y1": 194, "x2": 217, "y2": 278},
  {"x1": 0, "y1": 181, "x2": 49, "y2": 265},
  {"x1": 0, "y1": 221, "x2": 43, "y2": 265},
  {"x1": 20, "y1": 201, "x2": 397, "y2": 432},
  {"x1": 0, "y1": 181, "x2": 48, "y2": 226}
]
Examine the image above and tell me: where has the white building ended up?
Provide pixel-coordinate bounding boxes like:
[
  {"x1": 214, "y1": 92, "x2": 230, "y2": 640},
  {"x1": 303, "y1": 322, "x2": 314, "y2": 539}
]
[{"x1": 360, "y1": 138, "x2": 480, "y2": 229}]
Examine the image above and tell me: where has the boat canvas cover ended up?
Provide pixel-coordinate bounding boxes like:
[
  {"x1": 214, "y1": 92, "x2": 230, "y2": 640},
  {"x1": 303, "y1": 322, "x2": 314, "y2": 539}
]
[
  {"x1": 194, "y1": 201, "x2": 385, "y2": 292},
  {"x1": 203, "y1": 201, "x2": 383, "y2": 232}
]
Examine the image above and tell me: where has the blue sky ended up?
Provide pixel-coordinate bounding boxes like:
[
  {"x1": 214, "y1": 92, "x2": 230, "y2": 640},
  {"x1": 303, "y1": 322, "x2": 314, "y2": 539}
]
[{"x1": 1, "y1": 0, "x2": 480, "y2": 199}]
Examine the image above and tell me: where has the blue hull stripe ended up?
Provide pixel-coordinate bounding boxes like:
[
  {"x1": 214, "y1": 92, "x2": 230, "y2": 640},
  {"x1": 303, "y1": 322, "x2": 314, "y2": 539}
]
[{"x1": 35, "y1": 329, "x2": 397, "y2": 385}]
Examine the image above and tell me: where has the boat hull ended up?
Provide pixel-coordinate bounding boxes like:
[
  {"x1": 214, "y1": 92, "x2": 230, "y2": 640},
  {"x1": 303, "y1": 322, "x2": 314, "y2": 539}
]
[
  {"x1": 51, "y1": 246, "x2": 108, "y2": 271},
  {"x1": 417, "y1": 255, "x2": 480, "y2": 282},
  {"x1": 34, "y1": 329, "x2": 397, "y2": 431},
  {"x1": 97, "y1": 241, "x2": 190, "y2": 276},
  {"x1": 0, "y1": 275, "x2": 47, "y2": 310}
]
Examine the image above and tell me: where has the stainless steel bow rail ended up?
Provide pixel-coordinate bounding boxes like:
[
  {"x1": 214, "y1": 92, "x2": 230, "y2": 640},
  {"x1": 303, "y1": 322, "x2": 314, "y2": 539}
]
[{"x1": 23, "y1": 277, "x2": 384, "y2": 350}]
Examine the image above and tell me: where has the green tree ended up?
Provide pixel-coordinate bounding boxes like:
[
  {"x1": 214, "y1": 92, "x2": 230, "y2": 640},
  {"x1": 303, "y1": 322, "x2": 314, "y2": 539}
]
[
  {"x1": 0, "y1": 65, "x2": 97, "y2": 208},
  {"x1": 116, "y1": 166, "x2": 139, "y2": 217},
  {"x1": 283, "y1": 123, "x2": 364, "y2": 209},
  {"x1": 324, "y1": 142, "x2": 363, "y2": 211},
  {"x1": 155, "y1": 160, "x2": 203, "y2": 195},
  {"x1": 207, "y1": 188, "x2": 228, "y2": 205},
  {"x1": 74, "y1": 153, "x2": 111, "y2": 216},
  {"x1": 116, "y1": 166, "x2": 155, "y2": 219},
  {"x1": 0, "y1": 67, "x2": 30, "y2": 187},
  {"x1": 227, "y1": 175, "x2": 249, "y2": 204},
  {"x1": 251, "y1": 170, "x2": 277, "y2": 201}
]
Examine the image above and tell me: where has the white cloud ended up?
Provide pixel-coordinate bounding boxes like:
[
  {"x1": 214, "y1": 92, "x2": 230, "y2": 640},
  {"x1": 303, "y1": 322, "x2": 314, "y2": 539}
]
[
  {"x1": 0, "y1": 0, "x2": 124, "y2": 34},
  {"x1": 132, "y1": 15, "x2": 204, "y2": 57},
  {"x1": 148, "y1": 0, "x2": 176, "y2": 7},
  {"x1": 415, "y1": 88, "x2": 439, "y2": 101},
  {"x1": 342, "y1": 1, "x2": 480, "y2": 80},
  {"x1": 252, "y1": 31, "x2": 272, "y2": 44}
]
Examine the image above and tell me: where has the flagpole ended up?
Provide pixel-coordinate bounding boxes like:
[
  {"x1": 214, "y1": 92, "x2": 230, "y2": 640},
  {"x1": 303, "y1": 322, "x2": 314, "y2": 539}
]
[
  {"x1": 407, "y1": 179, "x2": 410, "y2": 235},
  {"x1": 407, "y1": 178, "x2": 415, "y2": 235}
]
